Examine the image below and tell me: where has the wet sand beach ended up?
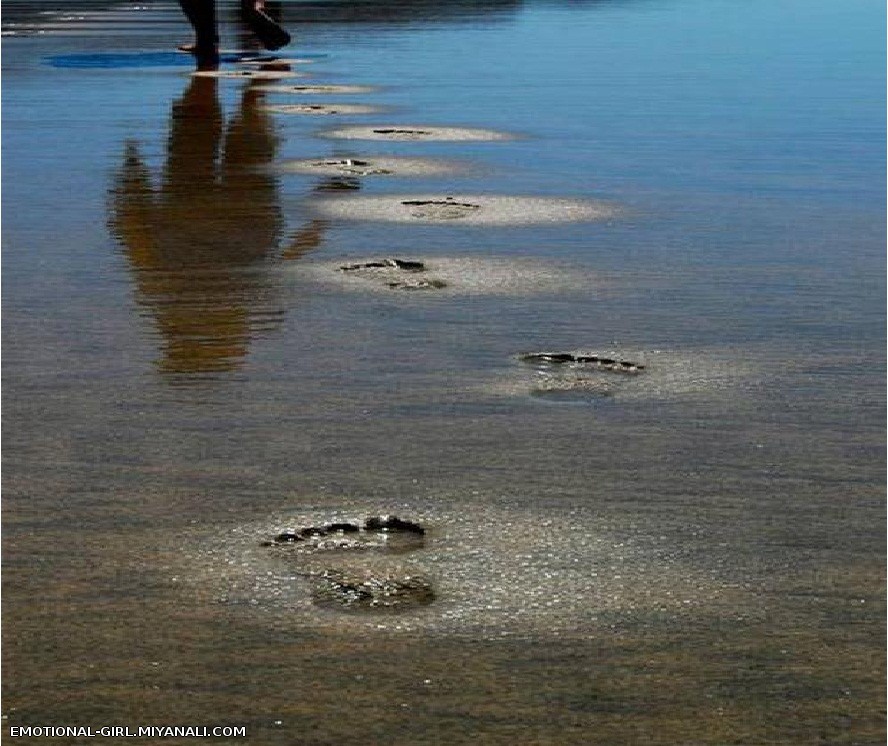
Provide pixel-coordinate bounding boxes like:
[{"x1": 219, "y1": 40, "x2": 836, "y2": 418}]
[{"x1": 2, "y1": 0, "x2": 885, "y2": 744}]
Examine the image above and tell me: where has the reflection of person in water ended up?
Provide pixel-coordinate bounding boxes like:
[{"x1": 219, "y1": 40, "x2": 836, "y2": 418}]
[
  {"x1": 108, "y1": 75, "x2": 327, "y2": 377},
  {"x1": 177, "y1": 0, "x2": 290, "y2": 69}
]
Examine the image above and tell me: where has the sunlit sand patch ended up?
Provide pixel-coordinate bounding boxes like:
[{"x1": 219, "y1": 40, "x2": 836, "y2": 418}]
[
  {"x1": 191, "y1": 69, "x2": 305, "y2": 80},
  {"x1": 263, "y1": 103, "x2": 382, "y2": 116},
  {"x1": 163, "y1": 502, "x2": 739, "y2": 638},
  {"x1": 297, "y1": 255, "x2": 597, "y2": 297},
  {"x1": 310, "y1": 567, "x2": 436, "y2": 613},
  {"x1": 321, "y1": 124, "x2": 514, "y2": 142},
  {"x1": 255, "y1": 84, "x2": 378, "y2": 95},
  {"x1": 486, "y1": 349, "x2": 758, "y2": 404},
  {"x1": 237, "y1": 57, "x2": 317, "y2": 66},
  {"x1": 311, "y1": 193, "x2": 618, "y2": 226},
  {"x1": 275, "y1": 156, "x2": 462, "y2": 177}
]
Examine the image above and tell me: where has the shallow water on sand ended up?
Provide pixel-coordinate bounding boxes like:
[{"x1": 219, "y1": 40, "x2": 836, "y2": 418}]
[{"x1": 3, "y1": 0, "x2": 885, "y2": 743}]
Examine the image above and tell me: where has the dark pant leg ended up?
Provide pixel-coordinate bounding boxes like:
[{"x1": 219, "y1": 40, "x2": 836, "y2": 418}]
[{"x1": 178, "y1": 0, "x2": 219, "y2": 64}]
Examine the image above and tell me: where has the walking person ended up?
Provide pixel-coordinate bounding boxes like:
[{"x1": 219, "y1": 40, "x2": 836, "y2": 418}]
[{"x1": 178, "y1": 0, "x2": 291, "y2": 69}]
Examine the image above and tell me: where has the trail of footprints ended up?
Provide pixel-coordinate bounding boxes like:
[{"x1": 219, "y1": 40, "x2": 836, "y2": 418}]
[{"x1": 225, "y1": 51, "x2": 643, "y2": 615}]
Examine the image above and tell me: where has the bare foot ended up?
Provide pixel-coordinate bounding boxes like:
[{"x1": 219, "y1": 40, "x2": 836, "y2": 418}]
[
  {"x1": 193, "y1": 45, "x2": 220, "y2": 70},
  {"x1": 178, "y1": 36, "x2": 219, "y2": 54},
  {"x1": 195, "y1": 57, "x2": 220, "y2": 71}
]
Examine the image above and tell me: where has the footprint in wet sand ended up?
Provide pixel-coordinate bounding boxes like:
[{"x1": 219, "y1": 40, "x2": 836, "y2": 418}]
[{"x1": 261, "y1": 516, "x2": 432, "y2": 613}]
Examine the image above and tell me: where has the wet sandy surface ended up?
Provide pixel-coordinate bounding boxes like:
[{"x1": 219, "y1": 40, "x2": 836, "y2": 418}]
[
  {"x1": 297, "y1": 255, "x2": 597, "y2": 296},
  {"x1": 320, "y1": 124, "x2": 515, "y2": 141},
  {"x1": 192, "y1": 68, "x2": 306, "y2": 80},
  {"x1": 256, "y1": 83, "x2": 378, "y2": 95},
  {"x1": 496, "y1": 348, "x2": 756, "y2": 403},
  {"x1": 275, "y1": 156, "x2": 464, "y2": 178},
  {"x1": 263, "y1": 102, "x2": 383, "y2": 116},
  {"x1": 168, "y1": 502, "x2": 744, "y2": 637},
  {"x1": 311, "y1": 194, "x2": 618, "y2": 225},
  {"x1": 238, "y1": 57, "x2": 317, "y2": 66}
]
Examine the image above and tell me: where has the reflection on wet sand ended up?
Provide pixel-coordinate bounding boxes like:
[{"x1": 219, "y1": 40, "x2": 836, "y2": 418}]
[{"x1": 108, "y1": 74, "x2": 327, "y2": 377}]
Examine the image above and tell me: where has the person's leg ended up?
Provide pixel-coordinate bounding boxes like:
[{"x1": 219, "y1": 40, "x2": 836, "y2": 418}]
[
  {"x1": 238, "y1": 0, "x2": 290, "y2": 51},
  {"x1": 177, "y1": 0, "x2": 219, "y2": 68}
]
